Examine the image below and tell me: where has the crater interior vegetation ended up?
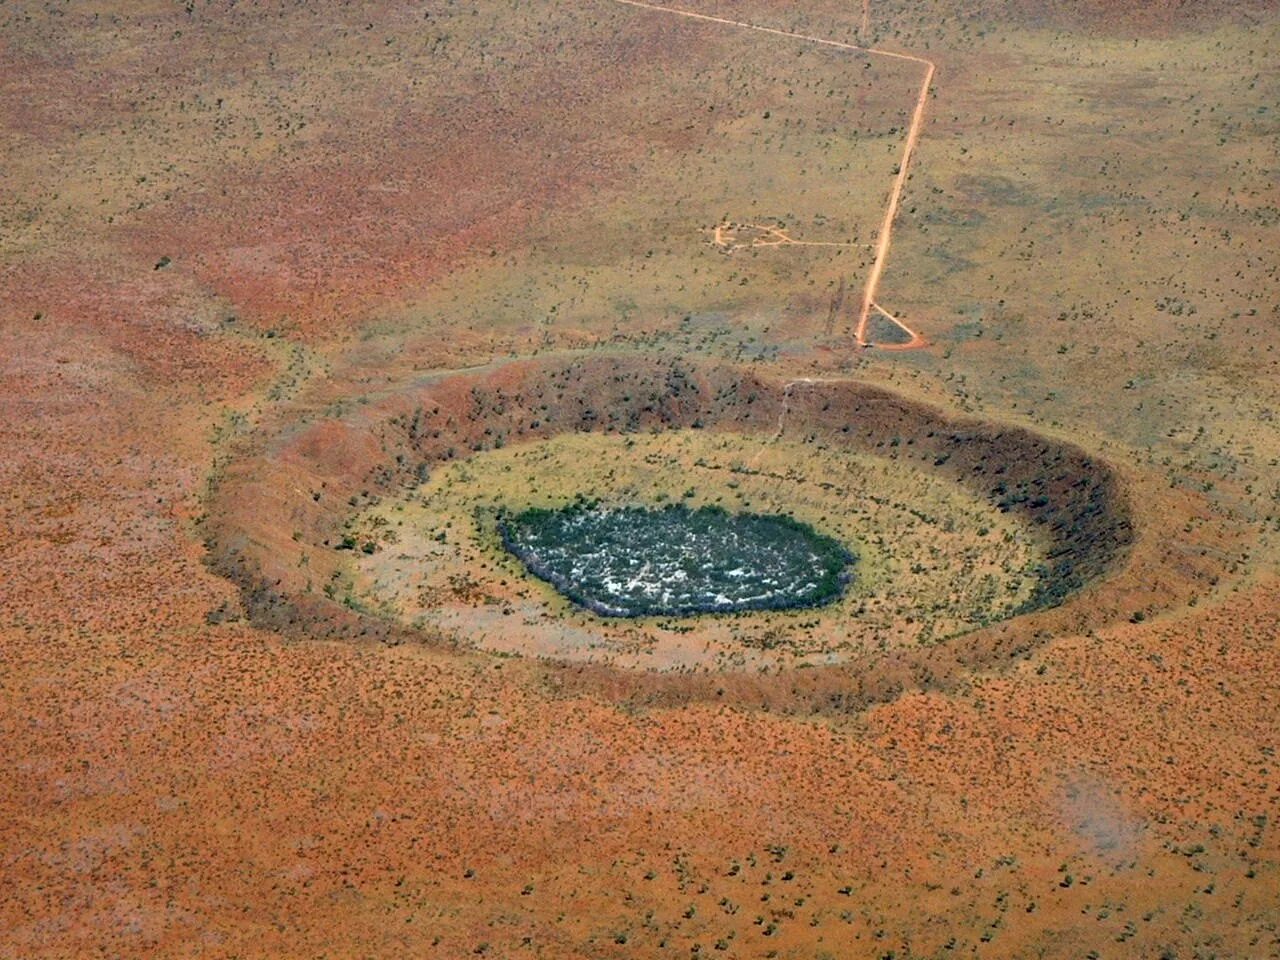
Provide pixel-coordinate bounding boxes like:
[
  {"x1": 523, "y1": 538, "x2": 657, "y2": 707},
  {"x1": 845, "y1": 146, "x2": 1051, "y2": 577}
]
[
  {"x1": 346, "y1": 429, "x2": 1053, "y2": 669},
  {"x1": 498, "y1": 502, "x2": 854, "y2": 618}
]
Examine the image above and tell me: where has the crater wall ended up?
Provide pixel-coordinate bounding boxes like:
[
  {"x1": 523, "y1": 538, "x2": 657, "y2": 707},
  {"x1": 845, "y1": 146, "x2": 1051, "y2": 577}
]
[{"x1": 205, "y1": 353, "x2": 1138, "y2": 709}]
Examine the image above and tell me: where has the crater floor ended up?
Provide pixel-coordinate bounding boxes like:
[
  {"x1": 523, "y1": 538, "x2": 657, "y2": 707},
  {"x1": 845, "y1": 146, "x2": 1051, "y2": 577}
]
[{"x1": 345, "y1": 430, "x2": 1051, "y2": 670}]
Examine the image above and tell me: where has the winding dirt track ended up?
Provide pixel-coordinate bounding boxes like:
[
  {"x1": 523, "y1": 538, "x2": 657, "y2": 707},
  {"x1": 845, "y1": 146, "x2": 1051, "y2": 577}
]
[
  {"x1": 614, "y1": 0, "x2": 936, "y2": 349},
  {"x1": 747, "y1": 376, "x2": 850, "y2": 467}
]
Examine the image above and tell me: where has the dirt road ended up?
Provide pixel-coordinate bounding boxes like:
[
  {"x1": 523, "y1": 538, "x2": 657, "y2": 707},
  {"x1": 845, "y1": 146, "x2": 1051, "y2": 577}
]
[{"x1": 613, "y1": 0, "x2": 935, "y2": 349}]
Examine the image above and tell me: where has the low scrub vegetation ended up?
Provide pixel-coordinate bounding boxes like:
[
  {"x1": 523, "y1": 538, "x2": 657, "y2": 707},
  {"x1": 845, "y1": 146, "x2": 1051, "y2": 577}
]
[{"x1": 498, "y1": 502, "x2": 854, "y2": 617}]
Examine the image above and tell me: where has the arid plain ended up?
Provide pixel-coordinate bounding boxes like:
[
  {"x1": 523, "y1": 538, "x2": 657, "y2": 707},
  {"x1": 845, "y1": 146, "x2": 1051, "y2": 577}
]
[{"x1": 3, "y1": 0, "x2": 1279, "y2": 957}]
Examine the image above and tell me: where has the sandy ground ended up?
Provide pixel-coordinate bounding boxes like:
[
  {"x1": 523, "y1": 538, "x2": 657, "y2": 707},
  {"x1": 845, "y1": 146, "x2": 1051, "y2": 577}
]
[{"x1": 2, "y1": 0, "x2": 1278, "y2": 956}]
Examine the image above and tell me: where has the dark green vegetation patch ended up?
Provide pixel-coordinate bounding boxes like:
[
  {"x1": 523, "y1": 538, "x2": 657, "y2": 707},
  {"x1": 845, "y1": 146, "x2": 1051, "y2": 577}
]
[{"x1": 498, "y1": 503, "x2": 854, "y2": 618}]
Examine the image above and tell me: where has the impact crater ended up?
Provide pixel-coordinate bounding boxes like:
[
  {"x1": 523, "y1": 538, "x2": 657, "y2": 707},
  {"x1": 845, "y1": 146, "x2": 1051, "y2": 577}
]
[{"x1": 206, "y1": 353, "x2": 1134, "y2": 700}]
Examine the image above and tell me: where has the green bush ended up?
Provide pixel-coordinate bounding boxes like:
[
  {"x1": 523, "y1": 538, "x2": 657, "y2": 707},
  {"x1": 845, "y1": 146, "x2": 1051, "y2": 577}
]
[{"x1": 498, "y1": 502, "x2": 854, "y2": 618}]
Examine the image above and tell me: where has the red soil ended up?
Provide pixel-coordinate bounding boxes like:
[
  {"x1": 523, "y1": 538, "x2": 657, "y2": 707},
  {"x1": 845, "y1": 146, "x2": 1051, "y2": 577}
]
[{"x1": 2, "y1": 1, "x2": 1277, "y2": 957}]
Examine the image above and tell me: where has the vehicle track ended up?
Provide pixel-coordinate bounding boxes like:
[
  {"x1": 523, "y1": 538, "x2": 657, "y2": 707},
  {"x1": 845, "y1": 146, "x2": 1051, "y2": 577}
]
[
  {"x1": 710, "y1": 221, "x2": 872, "y2": 252},
  {"x1": 613, "y1": 0, "x2": 936, "y2": 350}
]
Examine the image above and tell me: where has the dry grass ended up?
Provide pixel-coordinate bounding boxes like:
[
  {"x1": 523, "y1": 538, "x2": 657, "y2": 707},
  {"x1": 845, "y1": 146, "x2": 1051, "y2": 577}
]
[{"x1": 2, "y1": 0, "x2": 1278, "y2": 956}]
